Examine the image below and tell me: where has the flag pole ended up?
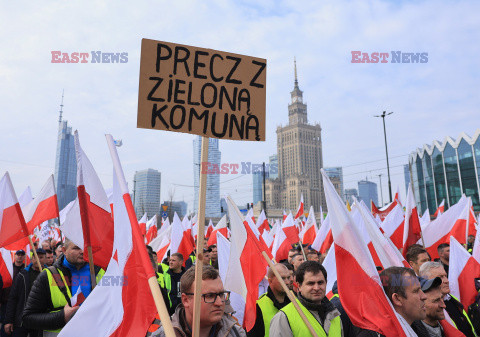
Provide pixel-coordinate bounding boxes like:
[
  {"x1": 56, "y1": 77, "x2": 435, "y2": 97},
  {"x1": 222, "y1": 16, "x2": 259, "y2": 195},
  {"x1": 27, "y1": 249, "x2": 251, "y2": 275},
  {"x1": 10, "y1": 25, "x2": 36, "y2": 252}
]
[
  {"x1": 192, "y1": 136, "x2": 209, "y2": 337},
  {"x1": 298, "y1": 240, "x2": 307, "y2": 261},
  {"x1": 262, "y1": 251, "x2": 320, "y2": 337},
  {"x1": 15, "y1": 202, "x2": 43, "y2": 271},
  {"x1": 28, "y1": 235, "x2": 43, "y2": 271}
]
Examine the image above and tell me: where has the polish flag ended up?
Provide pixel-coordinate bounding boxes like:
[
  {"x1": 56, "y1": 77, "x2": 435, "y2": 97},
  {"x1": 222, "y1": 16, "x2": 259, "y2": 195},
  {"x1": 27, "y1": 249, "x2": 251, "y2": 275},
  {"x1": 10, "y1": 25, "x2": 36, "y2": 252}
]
[
  {"x1": 423, "y1": 196, "x2": 476, "y2": 260},
  {"x1": 371, "y1": 188, "x2": 402, "y2": 221},
  {"x1": 256, "y1": 210, "x2": 269, "y2": 234},
  {"x1": 402, "y1": 184, "x2": 422, "y2": 257},
  {"x1": 380, "y1": 204, "x2": 405, "y2": 250},
  {"x1": 0, "y1": 172, "x2": 29, "y2": 248},
  {"x1": 322, "y1": 170, "x2": 415, "y2": 336},
  {"x1": 0, "y1": 247, "x2": 13, "y2": 288},
  {"x1": 145, "y1": 215, "x2": 158, "y2": 244},
  {"x1": 272, "y1": 213, "x2": 299, "y2": 261},
  {"x1": 70, "y1": 132, "x2": 114, "y2": 269},
  {"x1": 294, "y1": 194, "x2": 304, "y2": 220},
  {"x1": 433, "y1": 200, "x2": 445, "y2": 218},
  {"x1": 205, "y1": 220, "x2": 214, "y2": 239},
  {"x1": 71, "y1": 286, "x2": 86, "y2": 307},
  {"x1": 138, "y1": 213, "x2": 147, "y2": 238},
  {"x1": 300, "y1": 206, "x2": 317, "y2": 245},
  {"x1": 244, "y1": 213, "x2": 272, "y2": 258},
  {"x1": 311, "y1": 214, "x2": 331, "y2": 253},
  {"x1": 319, "y1": 229, "x2": 333, "y2": 255},
  {"x1": 207, "y1": 215, "x2": 228, "y2": 246},
  {"x1": 170, "y1": 212, "x2": 194, "y2": 265},
  {"x1": 323, "y1": 247, "x2": 337, "y2": 299},
  {"x1": 149, "y1": 226, "x2": 172, "y2": 263},
  {"x1": 282, "y1": 210, "x2": 287, "y2": 221},
  {"x1": 224, "y1": 195, "x2": 268, "y2": 331},
  {"x1": 59, "y1": 134, "x2": 157, "y2": 337},
  {"x1": 355, "y1": 199, "x2": 409, "y2": 269},
  {"x1": 448, "y1": 235, "x2": 480, "y2": 310},
  {"x1": 157, "y1": 217, "x2": 170, "y2": 239},
  {"x1": 22, "y1": 175, "x2": 59, "y2": 234}
]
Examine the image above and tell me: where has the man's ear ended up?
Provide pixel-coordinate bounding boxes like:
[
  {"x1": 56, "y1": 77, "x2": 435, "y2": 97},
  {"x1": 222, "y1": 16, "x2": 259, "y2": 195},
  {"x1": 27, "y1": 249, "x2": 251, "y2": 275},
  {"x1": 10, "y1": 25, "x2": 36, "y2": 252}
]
[
  {"x1": 181, "y1": 293, "x2": 189, "y2": 308},
  {"x1": 391, "y1": 293, "x2": 404, "y2": 307}
]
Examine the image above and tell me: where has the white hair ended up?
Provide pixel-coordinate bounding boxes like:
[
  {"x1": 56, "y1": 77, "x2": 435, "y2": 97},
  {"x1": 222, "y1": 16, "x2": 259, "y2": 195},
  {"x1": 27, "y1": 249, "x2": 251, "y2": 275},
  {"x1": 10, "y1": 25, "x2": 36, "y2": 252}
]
[{"x1": 419, "y1": 261, "x2": 444, "y2": 279}]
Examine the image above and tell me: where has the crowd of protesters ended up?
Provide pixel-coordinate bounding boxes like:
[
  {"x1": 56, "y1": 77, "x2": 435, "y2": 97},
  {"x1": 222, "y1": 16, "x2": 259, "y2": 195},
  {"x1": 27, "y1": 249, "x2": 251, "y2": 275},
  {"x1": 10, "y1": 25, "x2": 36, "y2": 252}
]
[{"x1": 0, "y1": 236, "x2": 479, "y2": 337}]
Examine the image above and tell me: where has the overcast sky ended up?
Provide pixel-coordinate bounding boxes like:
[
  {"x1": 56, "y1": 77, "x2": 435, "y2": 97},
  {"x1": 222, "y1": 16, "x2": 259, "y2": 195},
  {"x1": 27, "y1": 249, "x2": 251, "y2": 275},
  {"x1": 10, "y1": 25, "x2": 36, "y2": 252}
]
[{"x1": 1, "y1": 0, "x2": 479, "y2": 214}]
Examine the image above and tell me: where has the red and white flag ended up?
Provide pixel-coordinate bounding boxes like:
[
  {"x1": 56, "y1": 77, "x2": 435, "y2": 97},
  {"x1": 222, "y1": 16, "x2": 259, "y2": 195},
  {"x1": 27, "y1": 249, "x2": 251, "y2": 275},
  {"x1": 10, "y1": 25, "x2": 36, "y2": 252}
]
[
  {"x1": 300, "y1": 206, "x2": 317, "y2": 245},
  {"x1": 402, "y1": 183, "x2": 422, "y2": 257},
  {"x1": 272, "y1": 213, "x2": 298, "y2": 261},
  {"x1": 64, "y1": 132, "x2": 114, "y2": 269},
  {"x1": 18, "y1": 187, "x2": 33, "y2": 208},
  {"x1": 448, "y1": 235, "x2": 480, "y2": 310},
  {"x1": 22, "y1": 175, "x2": 59, "y2": 234},
  {"x1": 0, "y1": 247, "x2": 13, "y2": 288},
  {"x1": 170, "y1": 212, "x2": 194, "y2": 265},
  {"x1": 423, "y1": 196, "x2": 475, "y2": 260},
  {"x1": 224, "y1": 195, "x2": 268, "y2": 331},
  {"x1": 321, "y1": 169, "x2": 415, "y2": 336},
  {"x1": 149, "y1": 225, "x2": 172, "y2": 263},
  {"x1": 205, "y1": 219, "x2": 214, "y2": 239},
  {"x1": 294, "y1": 194, "x2": 304, "y2": 220},
  {"x1": 138, "y1": 213, "x2": 148, "y2": 238},
  {"x1": 433, "y1": 199, "x2": 445, "y2": 218},
  {"x1": 311, "y1": 214, "x2": 331, "y2": 253},
  {"x1": 207, "y1": 214, "x2": 228, "y2": 246},
  {"x1": 0, "y1": 172, "x2": 29, "y2": 248},
  {"x1": 380, "y1": 204, "x2": 405, "y2": 250},
  {"x1": 59, "y1": 134, "x2": 157, "y2": 337},
  {"x1": 145, "y1": 215, "x2": 158, "y2": 244},
  {"x1": 256, "y1": 210, "x2": 269, "y2": 234}
]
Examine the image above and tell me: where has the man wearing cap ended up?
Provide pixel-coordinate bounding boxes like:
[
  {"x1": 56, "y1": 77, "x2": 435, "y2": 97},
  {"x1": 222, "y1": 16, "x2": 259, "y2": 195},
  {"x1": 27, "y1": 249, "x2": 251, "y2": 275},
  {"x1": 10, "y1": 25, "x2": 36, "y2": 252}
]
[
  {"x1": 248, "y1": 264, "x2": 291, "y2": 337},
  {"x1": 411, "y1": 277, "x2": 445, "y2": 337},
  {"x1": 419, "y1": 261, "x2": 477, "y2": 337},
  {"x1": 4, "y1": 249, "x2": 46, "y2": 337}
]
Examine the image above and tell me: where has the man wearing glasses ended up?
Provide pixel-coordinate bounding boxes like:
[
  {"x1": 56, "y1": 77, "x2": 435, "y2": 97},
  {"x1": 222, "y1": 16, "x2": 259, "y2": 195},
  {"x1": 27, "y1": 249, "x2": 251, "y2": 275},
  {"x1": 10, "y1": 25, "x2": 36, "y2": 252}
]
[{"x1": 151, "y1": 265, "x2": 245, "y2": 337}]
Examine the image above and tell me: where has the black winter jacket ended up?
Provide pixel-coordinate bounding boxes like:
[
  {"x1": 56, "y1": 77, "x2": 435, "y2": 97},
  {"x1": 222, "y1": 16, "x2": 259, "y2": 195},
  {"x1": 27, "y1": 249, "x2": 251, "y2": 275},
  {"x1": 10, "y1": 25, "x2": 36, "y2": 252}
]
[
  {"x1": 22, "y1": 255, "x2": 102, "y2": 331},
  {"x1": 5, "y1": 263, "x2": 41, "y2": 327}
]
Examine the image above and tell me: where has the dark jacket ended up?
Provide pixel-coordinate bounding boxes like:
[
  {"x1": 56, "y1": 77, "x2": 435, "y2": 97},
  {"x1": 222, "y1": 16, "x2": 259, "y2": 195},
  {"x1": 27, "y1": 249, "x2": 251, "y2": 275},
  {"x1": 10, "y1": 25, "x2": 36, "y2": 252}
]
[
  {"x1": 247, "y1": 286, "x2": 291, "y2": 337},
  {"x1": 5, "y1": 263, "x2": 41, "y2": 327},
  {"x1": 411, "y1": 320, "x2": 445, "y2": 337},
  {"x1": 22, "y1": 255, "x2": 102, "y2": 331},
  {"x1": 445, "y1": 294, "x2": 476, "y2": 337}
]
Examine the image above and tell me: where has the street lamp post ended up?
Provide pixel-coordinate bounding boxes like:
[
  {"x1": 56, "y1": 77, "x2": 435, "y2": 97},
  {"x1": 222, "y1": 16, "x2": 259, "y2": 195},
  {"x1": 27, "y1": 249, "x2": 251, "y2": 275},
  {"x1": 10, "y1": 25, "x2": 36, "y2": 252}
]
[
  {"x1": 377, "y1": 174, "x2": 384, "y2": 207},
  {"x1": 374, "y1": 111, "x2": 393, "y2": 203}
]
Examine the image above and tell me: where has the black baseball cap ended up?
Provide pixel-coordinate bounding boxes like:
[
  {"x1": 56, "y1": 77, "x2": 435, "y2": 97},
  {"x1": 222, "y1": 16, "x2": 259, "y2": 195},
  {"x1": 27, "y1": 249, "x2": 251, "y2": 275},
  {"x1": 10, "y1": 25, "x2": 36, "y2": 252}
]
[
  {"x1": 15, "y1": 250, "x2": 25, "y2": 255},
  {"x1": 419, "y1": 277, "x2": 442, "y2": 293},
  {"x1": 35, "y1": 248, "x2": 47, "y2": 255}
]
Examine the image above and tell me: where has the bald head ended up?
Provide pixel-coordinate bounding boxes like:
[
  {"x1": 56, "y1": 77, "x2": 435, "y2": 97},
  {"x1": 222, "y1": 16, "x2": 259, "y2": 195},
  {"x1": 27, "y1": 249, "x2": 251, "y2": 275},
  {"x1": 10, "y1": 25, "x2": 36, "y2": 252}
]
[
  {"x1": 267, "y1": 264, "x2": 290, "y2": 296},
  {"x1": 267, "y1": 263, "x2": 288, "y2": 279}
]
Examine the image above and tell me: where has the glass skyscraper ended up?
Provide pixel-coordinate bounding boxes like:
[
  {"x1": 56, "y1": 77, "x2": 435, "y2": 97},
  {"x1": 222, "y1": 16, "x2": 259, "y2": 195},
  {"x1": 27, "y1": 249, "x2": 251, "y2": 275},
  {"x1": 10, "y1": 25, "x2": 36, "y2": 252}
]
[
  {"x1": 253, "y1": 168, "x2": 269, "y2": 206},
  {"x1": 409, "y1": 130, "x2": 480, "y2": 214},
  {"x1": 133, "y1": 169, "x2": 161, "y2": 219},
  {"x1": 324, "y1": 167, "x2": 344, "y2": 201},
  {"x1": 358, "y1": 180, "x2": 378, "y2": 210},
  {"x1": 54, "y1": 112, "x2": 77, "y2": 211},
  {"x1": 193, "y1": 136, "x2": 221, "y2": 217}
]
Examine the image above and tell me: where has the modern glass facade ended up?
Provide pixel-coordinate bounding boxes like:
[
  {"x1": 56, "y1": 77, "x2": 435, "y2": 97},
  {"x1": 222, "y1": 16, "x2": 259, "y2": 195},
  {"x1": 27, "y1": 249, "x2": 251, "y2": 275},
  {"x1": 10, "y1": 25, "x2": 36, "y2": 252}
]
[
  {"x1": 409, "y1": 130, "x2": 480, "y2": 214},
  {"x1": 133, "y1": 169, "x2": 161, "y2": 219},
  {"x1": 324, "y1": 167, "x2": 344, "y2": 201},
  {"x1": 193, "y1": 136, "x2": 221, "y2": 217},
  {"x1": 253, "y1": 169, "x2": 269, "y2": 206},
  {"x1": 54, "y1": 120, "x2": 77, "y2": 211}
]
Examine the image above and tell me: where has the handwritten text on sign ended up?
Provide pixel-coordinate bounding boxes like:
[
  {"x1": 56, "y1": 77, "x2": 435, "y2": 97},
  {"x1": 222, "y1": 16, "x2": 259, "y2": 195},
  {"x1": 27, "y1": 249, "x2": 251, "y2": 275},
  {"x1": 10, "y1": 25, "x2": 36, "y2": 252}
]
[{"x1": 137, "y1": 39, "x2": 266, "y2": 141}]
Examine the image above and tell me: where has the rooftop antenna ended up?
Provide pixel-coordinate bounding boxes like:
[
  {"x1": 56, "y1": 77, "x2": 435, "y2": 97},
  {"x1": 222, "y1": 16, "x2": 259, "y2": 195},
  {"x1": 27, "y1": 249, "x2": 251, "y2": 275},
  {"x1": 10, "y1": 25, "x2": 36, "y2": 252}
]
[
  {"x1": 294, "y1": 57, "x2": 298, "y2": 87},
  {"x1": 58, "y1": 89, "x2": 64, "y2": 125}
]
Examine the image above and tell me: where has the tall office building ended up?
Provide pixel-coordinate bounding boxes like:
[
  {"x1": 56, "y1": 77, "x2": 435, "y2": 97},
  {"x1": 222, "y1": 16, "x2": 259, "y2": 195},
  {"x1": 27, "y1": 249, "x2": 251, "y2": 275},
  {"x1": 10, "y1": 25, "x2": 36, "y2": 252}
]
[
  {"x1": 253, "y1": 168, "x2": 269, "y2": 206},
  {"x1": 269, "y1": 154, "x2": 278, "y2": 179},
  {"x1": 324, "y1": 167, "x2": 344, "y2": 201},
  {"x1": 133, "y1": 169, "x2": 161, "y2": 219},
  {"x1": 265, "y1": 60, "x2": 326, "y2": 211},
  {"x1": 358, "y1": 179, "x2": 378, "y2": 210},
  {"x1": 193, "y1": 136, "x2": 221, "y2": 217},
  {"x1": 54, "y1": 94, "x2": 77, "y2": 211},
  {"x1": 161, "y1": 201, "x2": 188, "y2": 220}
]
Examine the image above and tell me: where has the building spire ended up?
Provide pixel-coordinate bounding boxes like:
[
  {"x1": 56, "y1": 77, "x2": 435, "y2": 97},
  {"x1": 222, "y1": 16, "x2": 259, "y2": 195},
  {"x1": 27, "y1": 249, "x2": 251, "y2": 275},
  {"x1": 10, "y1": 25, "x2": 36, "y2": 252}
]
[
  {"x1": 58, "y1": 89, "x2": 64, "y2": 125},
  {"x1": 294, "y1": 57, "x2": 298, "y2": 87}
]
